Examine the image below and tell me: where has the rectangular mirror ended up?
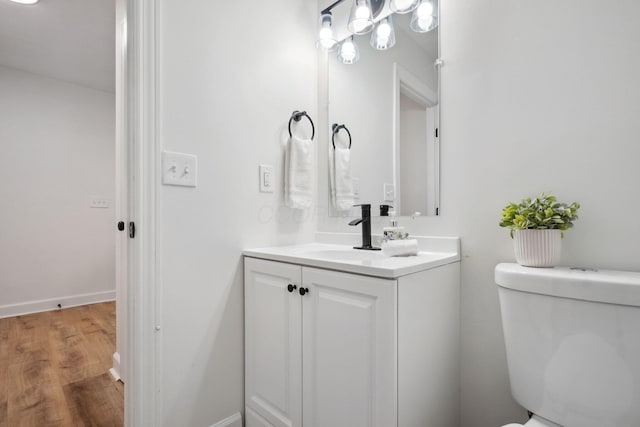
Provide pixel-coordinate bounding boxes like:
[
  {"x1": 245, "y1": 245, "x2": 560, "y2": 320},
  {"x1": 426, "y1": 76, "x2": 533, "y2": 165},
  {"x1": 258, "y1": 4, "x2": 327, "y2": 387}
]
[{"x1": 321, "y1": 0, "x2": 440, "y2": 217}]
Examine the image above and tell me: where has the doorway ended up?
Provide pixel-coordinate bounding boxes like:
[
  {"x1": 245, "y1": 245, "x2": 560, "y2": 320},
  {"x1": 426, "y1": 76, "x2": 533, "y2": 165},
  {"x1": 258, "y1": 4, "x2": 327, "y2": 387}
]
[
  {"x1": 0, "y1": 0, "x2": 124, "y2": 424},
  {"x1": 392, "y1": 62, "x2": 440, "y2": 217}
]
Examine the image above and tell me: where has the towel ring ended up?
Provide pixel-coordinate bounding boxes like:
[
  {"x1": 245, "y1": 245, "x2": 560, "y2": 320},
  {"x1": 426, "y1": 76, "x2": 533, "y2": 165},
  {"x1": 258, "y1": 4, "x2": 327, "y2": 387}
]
[
  {"x1": 331, "y1": 123, "x2": 352, "y2": 150},
  {"x1": 288, "y1": 110, "x2": 315, "y2": 140}
]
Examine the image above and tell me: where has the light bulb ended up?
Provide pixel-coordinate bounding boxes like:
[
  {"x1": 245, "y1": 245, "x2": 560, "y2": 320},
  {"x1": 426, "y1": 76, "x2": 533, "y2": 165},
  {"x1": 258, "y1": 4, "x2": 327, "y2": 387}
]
[
  {"x1": 318, "y1": 27, "x2": 337, "y2": 50},
  {"x1": 416, "y1": 2, "x2": 434, "y2": 18},
  {"x1": 370, "y1": 17, "x2": 396, "y2": 50},
  {"x1": 377, "y1": 22, "x2": 392, "y2": 38},
  {"x1": 347, "y1": 0, "x2": 374, "y2": 35},
  {"x1": 316, "y1": 12, "x2": 337, "y2": 51},
  {"x1": 419, "y1": 16, "x2": 434, "y2": 28},
  {"x1": 338, "y1": 37, "x2": 360, "y2": 65},
  {"x1": 389, "y1": 0, "x2": 420, "y2": 14},
  {"x1": 341, "y1": 43, "x2": 356, "y2": 61},
  {"x1": 351, "y1": 6, "x2": 372, "y2": 33},
  {"x1": 355, "y1": 5, "x2": 370, "y2": 20},
  {"x1": 410, "y1": 0, "x2": 438, "y2": 33},
  {"x1": 319, "y1": 27, "x2": 333, "y2": 40}
]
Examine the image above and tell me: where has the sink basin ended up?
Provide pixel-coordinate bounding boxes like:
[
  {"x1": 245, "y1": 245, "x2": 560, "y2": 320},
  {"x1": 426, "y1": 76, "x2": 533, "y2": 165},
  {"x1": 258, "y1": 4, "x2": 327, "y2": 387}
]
[{"x1": 243, "y1": 241, "x2": 460, "y2": 279}]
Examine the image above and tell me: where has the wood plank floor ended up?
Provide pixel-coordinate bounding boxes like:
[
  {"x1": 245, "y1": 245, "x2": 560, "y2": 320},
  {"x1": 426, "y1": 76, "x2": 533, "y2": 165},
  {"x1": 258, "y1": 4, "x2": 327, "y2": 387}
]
[{"x1": 0, "y1": 302, "x2": 123, "y2": 427}]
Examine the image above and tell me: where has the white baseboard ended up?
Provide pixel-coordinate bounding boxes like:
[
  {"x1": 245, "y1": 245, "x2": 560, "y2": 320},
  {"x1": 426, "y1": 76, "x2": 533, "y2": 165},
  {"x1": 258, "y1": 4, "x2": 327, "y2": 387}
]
[
  {"x1": 110, "y1": 352, "x2": 122, "y2": 382},
  {"x1": 210, "y1": 412, "x2": 242, "y2": 427},
  {"x1": 0, "y1": 290, "x2": 116, "y2": 319},
  {"x1": 109, "y1": 367, "x2": 121, "y2": 382}
]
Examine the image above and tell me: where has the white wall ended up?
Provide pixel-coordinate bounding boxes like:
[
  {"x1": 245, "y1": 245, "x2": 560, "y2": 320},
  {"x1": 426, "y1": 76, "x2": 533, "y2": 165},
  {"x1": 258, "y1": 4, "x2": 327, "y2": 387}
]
[
  {"x1": 157, "y1": 0, "x2": 316, "y2": 425},
  {"x1": 0, "y1": 66, "x2": 115, "y2": 316},
  {"x1": 319, "y1": 0, "x2": 640, "y2": 426}
]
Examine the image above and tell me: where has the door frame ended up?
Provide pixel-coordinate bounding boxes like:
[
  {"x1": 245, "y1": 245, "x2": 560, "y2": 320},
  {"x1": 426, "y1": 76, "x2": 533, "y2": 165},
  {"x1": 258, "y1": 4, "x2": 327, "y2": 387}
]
[
  {"x1": 120, "y1": 0, "x2": 161, "y2": 425},
  {"x1": 112, "y1": 0, "x2": 128, "y2": 385},
  {"x1": 392, "y1": 62, "x2": 439, "y2": 216}
]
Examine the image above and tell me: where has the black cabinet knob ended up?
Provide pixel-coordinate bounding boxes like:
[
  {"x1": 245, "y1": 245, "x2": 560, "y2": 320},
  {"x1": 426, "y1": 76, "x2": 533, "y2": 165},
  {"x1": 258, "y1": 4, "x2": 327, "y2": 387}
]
[
  {"x1": 117, "y1": 221, "x2": 125, "y2": 231},
  {"x1": 299, "y1": 287, "x2": 309, "y2": 296},
  {"x1": 287, "y1": 284, "x2": 297, "y2": 293}
]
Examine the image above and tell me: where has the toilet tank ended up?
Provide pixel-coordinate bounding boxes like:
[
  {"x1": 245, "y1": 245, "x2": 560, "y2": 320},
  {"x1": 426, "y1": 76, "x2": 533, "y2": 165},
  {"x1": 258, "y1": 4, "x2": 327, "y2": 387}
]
[{"x1": 495, "y1": 263, "x2": 640, "y2": 427}]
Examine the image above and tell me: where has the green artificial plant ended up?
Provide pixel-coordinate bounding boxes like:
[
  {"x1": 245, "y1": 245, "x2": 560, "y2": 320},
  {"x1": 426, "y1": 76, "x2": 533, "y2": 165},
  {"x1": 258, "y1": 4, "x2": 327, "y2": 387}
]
[{"x1": 499, "y1": 193, "x2": 580, "y2": 238}]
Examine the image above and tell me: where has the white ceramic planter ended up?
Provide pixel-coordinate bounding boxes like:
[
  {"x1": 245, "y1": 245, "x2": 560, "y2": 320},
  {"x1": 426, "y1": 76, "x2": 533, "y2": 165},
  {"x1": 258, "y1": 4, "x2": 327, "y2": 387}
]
[{"x1": 512, "y1": 229, "x2": 562, "y2": 267}]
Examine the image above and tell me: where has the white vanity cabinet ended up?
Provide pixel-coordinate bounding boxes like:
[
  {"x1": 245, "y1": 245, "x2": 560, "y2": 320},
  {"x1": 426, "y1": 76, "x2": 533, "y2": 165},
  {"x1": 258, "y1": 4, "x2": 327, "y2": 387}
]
[
  {"x1": 244, "y1": 253, "x2": 460, "y2": 427},
  {"x1": 302, "y1": 266, "x2": 397, "y2": 427},
  {"x1": 244, "y1": 258, "x2": 303, "y2": 427}
]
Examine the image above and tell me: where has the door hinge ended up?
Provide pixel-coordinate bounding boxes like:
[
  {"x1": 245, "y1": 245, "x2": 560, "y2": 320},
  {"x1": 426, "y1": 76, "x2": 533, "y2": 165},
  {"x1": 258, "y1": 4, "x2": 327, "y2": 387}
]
[{"x1": 129, "y1": 221, "x2": 136, "y2": 239}]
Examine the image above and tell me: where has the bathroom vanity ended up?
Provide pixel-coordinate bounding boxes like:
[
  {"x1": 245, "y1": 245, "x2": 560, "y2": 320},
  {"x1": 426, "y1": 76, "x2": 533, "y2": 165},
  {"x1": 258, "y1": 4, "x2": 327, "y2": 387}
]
[{"x1": 243, "y1": 236, "x2": 460, "y2": 427}]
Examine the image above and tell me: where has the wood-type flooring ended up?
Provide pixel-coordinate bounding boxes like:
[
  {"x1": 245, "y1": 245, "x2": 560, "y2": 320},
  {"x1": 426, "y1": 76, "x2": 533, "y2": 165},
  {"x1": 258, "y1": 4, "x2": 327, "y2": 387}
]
[{"x1": 0, "y1": 302, "x2": 123, "y2": 426}]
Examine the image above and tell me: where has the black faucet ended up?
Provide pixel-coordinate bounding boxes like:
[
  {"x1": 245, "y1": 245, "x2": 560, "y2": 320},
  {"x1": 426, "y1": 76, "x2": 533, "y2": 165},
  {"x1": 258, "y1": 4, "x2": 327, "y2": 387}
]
[{"x1": 349, "y1": 204, "x2": 381, "y2": 251}]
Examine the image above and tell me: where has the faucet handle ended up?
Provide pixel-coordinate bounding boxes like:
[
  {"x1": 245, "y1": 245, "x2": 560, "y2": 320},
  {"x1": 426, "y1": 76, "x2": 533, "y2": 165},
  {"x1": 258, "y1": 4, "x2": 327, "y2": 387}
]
[{"x1": 379, "y1": 204, "x2": 393, "y2": 216}]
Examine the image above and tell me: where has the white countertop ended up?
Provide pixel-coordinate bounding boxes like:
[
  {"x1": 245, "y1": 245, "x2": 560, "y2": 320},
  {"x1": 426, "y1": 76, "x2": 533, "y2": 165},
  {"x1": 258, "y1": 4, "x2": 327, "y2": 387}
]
[{"x1": 243, "y1": 237, "x2": 460, "y2": 279}]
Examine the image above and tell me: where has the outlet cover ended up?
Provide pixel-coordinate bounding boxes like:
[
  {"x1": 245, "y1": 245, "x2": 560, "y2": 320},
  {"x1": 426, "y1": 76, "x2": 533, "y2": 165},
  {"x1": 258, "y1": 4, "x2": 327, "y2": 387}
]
[
  {"x1": 259, "y1": 164, "x2": 274, "y2": 193},
  {"x1": 383, "y1": 183, "x2": 395, "y2": 202},
  {"x1": 90, "y1": 197, "x2": 109, "y2": 208}
]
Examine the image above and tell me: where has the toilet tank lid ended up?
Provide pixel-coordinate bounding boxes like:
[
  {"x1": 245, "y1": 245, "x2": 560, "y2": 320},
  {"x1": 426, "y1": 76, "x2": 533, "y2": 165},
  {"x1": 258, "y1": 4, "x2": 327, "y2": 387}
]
[{"x1": 495, "y1": 263, "x2": 640, "y2": 307}]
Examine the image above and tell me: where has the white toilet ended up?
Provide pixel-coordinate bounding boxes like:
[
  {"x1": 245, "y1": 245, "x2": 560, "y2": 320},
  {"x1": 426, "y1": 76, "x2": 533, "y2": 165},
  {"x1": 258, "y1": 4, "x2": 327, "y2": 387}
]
[{"x1": 495, "y1": 263, "x2": 640, "y2": 427}]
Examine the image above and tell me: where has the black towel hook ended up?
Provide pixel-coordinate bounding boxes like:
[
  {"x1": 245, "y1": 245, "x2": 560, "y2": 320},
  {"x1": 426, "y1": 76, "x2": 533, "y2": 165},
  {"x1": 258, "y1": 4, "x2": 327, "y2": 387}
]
[
  {"x1": 331, "y1": 123, "x2": 352, "y2": 150},
  {"x1": 288, "y1": 110, "x2": 315, "y2": 140}
]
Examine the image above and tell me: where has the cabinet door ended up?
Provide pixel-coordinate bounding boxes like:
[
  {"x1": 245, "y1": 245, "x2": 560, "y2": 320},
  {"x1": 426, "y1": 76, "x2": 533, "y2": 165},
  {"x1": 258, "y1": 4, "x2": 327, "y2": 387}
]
[
  {"x1": 245, "y1": 258, "x2": 302, "y2": 427},
  {"x1": 302, "y1": 267, "x2": 397, "y2": 427}
]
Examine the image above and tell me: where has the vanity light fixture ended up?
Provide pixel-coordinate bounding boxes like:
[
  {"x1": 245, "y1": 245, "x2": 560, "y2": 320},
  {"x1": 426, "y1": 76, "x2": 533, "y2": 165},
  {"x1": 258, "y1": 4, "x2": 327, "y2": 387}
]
[
  {"x1": 9, "y1": 0, "x2": 40, "y2": 3},
  {"x1": 347, "y1": 0, "x2": 374, "y2": 35},
  {"x1": 389, "y1": 0, "x2": 420, "y2": 14},
  {"x1": 317, "y1": 0, "x2": 438, "y2": 63},
  {"x1": 338, "y1": 36, "x2": 360, "y2": 64},
  {"x1": 317, "y1": 11, "x2": 338, "y2": 51},
  {"x1": 410, "y1": 0, "x2": 438, "y2": 33},
  {"x1": 370, "y1": 17, "x2": 396, "y2": 50}
]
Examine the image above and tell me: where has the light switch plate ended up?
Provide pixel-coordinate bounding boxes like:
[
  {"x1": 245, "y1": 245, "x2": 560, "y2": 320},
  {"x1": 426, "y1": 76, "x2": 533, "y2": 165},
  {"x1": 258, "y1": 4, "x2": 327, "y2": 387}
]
[
  {"x1": 383, "y1": 183, "x2": 395, "y2": 202},
  {"x1": 259, "y1": 164, "x2": 274, "y2": 193},
  {"x1": 162, "y1": 151, "x2": 197, "y2": 187}
]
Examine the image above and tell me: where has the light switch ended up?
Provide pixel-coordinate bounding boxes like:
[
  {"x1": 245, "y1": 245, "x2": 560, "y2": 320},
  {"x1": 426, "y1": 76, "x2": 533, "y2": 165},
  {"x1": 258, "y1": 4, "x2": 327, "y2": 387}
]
[
  {"x1": 384, "y1": 183, "x2": 395, "y2": 202},
  {"x1": 259, "y1": 164, "x2": 274, "y2": 193},
  {"x1": 162, "y1": 151, "x2": 197, "y2": 187}
]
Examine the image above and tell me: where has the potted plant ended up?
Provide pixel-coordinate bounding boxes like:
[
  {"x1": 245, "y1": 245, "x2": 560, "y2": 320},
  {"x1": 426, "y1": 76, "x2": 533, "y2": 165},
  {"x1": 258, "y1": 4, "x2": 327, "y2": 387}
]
[{"x1": 499, "y1": 193, "x2": 580, "y2": 267}]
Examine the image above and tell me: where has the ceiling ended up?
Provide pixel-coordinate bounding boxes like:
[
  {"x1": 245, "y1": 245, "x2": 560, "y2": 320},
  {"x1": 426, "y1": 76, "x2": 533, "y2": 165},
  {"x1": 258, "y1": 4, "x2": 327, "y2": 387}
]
[{"x1": 0, "y1": 0, "x2": 115, "y2": 93}]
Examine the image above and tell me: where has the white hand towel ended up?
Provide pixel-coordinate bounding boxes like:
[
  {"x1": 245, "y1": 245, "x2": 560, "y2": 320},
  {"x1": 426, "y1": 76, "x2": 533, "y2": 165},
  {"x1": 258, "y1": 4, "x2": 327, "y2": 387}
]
[
  {"x1": 285, "y1": 135, "x2": 313, "y2": 210},
  {"x1": 381, "y1": 239, "x2": 420, "y2": 257},
  {"x1": 329, "y1": 147, "x2": 354, "y2": 211}
]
